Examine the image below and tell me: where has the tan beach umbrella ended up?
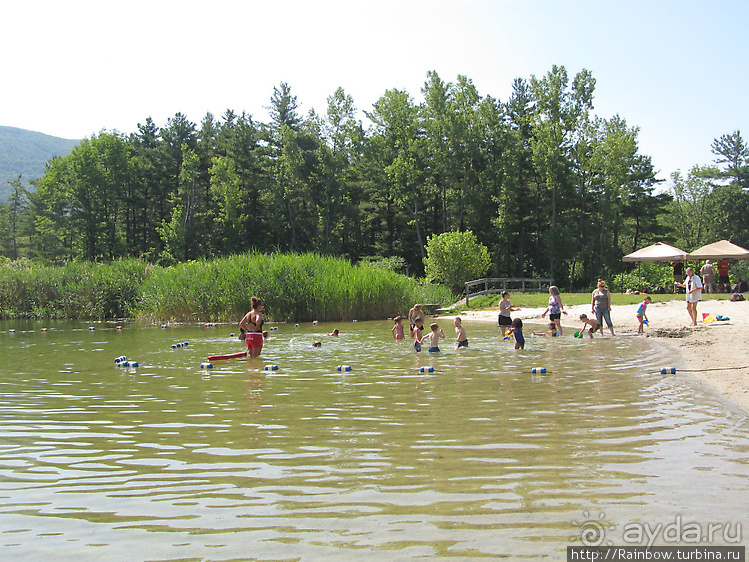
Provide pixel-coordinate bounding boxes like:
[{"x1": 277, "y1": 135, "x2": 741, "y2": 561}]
[
  {"x1": 622, "y1": 242, "x2": 688, "y2": 262},
  {"x1": 687, "y1": 239, "x2": 749, "y2": 260}
]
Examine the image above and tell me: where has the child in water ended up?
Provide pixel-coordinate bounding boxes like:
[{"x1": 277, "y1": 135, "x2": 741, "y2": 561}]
[
  {"x1": 508, "y1": 318, "x2": 525, "y2": 349},
  {"x1": 392, "y1": 316, "x2": 405, "y2": 340},
  {"x1": 326, "y1": 329, "x2": 340, "y2": 337},
  {"x1": 412, "y1": 317, "x2": 426, "y2": 352},
  {"x1": 533, "y1": 322, "x2": 559, "y2": 337},
  {"x1": 636, "y1": 296, "x2": 652, "y2": 334},
  {"x1": 423, "y1": 322, "x2": 445, "y2": 353},
  {"x1": 454, "y1": 317, "x2": 468, "y2": 348},
  {"x1": 579, "y1": 314, "x2": 602, "y2": 338}
]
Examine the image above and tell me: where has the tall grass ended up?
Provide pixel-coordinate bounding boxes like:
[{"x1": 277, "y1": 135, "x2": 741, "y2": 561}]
[
  {"x1": 0, "y1": 253, "x2": 453, "y2": 321},
  {"x1": 138, "y1": 252, "x2": 453, "y2": 322},
  {"x1": 0, "y1": 258, "x2": 150, "y2": 319}
]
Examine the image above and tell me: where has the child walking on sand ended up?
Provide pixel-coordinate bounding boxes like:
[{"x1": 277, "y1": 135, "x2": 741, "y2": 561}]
[
  {"x1": 508, "y1": 318, "x2": 525, "y2": 349},
  {"x1": 637, "y1": 296, "x2": 652, "y2": 334},
  {"x1": 454, "y1": 317, "x2": 468, "y2": 348},
  {"x1": 579, "y1": 314, "x2": 602, "y2": 338},
  {"x1": 392, "y1": 316, "x2": 405, "y2": 340}
]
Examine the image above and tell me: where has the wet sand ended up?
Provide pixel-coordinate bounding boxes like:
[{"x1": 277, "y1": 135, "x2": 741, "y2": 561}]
[{"x1": 454, "y1": 297, "x2": 749, "y2": 412}]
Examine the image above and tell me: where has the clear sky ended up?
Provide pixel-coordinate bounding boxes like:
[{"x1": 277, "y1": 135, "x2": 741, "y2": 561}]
[{"x1": 2, "y1": 0, "x2": 747, "y2": 186}]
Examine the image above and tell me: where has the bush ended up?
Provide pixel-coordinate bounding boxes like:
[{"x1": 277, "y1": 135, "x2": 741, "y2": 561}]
[
  {"x1": 610, "y1": 263, "x2": 673, "y2": 293},
  {"x1": 424, "y1": 231, "x2": 491, "y2": 294}
]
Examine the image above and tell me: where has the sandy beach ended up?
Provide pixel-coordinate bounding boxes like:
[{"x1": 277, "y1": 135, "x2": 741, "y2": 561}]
[{"x1": 453, "y1": 297, "x2": 749, "y2": 413}]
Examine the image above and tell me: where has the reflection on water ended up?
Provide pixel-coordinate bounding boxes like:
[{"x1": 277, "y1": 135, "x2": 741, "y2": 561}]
[{"x1": 0, "y1": 319, "x2": 747, "y2": 560}]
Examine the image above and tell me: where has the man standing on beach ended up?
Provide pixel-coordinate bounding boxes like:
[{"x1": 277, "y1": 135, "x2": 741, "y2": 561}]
[
  {"x1": 675, "y1": 267, "x2": 703, "y2": 326},
  {"x1": 700, "y1": 260, "x2": 716, "y2": 294},
  {"x1": 717, "y1": 259, "x2": 730, "y2": 293}
]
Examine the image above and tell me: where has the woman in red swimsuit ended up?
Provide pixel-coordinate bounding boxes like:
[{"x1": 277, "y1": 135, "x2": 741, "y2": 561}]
[{"x1": 239, "y1": 297, "x2": 265, "y2": 358}]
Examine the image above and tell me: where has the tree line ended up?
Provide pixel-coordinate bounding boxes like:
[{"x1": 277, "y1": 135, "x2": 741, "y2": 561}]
[{"x1": 2, "y1": 65, "x2": 748, "y2": 290}]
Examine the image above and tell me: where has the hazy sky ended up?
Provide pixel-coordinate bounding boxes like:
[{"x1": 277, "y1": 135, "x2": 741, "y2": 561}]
[{"x1": 2, "y1": 0, "x2": 747, "y2": 185}]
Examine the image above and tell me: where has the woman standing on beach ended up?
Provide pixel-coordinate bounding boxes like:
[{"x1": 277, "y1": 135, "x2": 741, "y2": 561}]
[
  {"x1": 591, "y1": 279, "x2": 615, "y2": 336},
  {"x1": 239, "y1": 296, "x2": 265, "y2": 358},
  {"x1": 675, "y1": 267, "x2": 703, "y2": 326}
]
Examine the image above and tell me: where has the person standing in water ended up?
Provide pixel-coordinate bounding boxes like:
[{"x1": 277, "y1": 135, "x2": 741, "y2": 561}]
[
  {"x1": 541, "y1": 286, "x2": 567, "y2": 335},
  {"x1": 508, "y1": 318, "x2": 525, "y2": 349},
  {"x1": 591, "y1": 279, "x2": 615, "y2": 336},
  {"x1": 392, "y1": 316, "x2": 405, "y2": 340},
  {"x1": 239, "y1": 296, "x2": 265, "y2": 358},
  {"x1": 497, "y1": 291, "x2": 519, "y2": 337},
  {"x1": 408, "y1": 304, "x2": 424, "y2": 340},
  {"x1": 454, "y1": 317, "x2": 468, "y2": 348}
]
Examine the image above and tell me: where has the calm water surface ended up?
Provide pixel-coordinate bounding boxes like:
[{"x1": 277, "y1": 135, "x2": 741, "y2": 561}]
[{"x1": 0, "y1": 319, "x2": 747, "y2": 560}]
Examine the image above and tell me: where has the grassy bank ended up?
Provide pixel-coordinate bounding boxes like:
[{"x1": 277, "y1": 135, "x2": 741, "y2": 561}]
[{"x1": 0, "y1": 254, "x2": 453, "y2": 322}]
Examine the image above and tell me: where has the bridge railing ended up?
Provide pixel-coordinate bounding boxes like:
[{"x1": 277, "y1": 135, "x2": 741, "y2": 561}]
[{"x1": 464, "y1": 277, "x2": 554, "y2": 306}]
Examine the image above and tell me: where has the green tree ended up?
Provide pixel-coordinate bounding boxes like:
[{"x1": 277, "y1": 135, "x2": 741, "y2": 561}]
[
  {"x1": 494, "y1": 78, "x2": 536, "y2": 278},
  {"x1": 157, "y1": 144, "x2": 204, "y2": 262},
  {"x1": 711, "y1": 130, "x2": 749, "y2": 188},
  {"x1": 529, "y1": 66, "x2": 595, "y2": 281},
  {"x1": 365, "y1": 89, "x2": 426, "y2": 268},
  {"x1": 666, "y1": 166, "x2": 716, "y2": 250},
  {"x1": 0, "y1": 176, "x2": 29, "y2": 259},
  {"x1": 318, "y1": 87, "x2": 363, "y2": 253},
  {"x1": 424, "y1": 230, "x2": 491, "y2": 294}
]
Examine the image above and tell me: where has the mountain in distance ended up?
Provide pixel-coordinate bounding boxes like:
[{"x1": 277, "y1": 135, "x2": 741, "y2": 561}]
[{"x1": 0, "y1": 126, "x2": 80, "y2": 202}]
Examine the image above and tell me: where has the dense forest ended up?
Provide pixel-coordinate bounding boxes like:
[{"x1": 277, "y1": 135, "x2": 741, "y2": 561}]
[{"x1": 1, "y1": 66, "x2": 748, "y2": 290}]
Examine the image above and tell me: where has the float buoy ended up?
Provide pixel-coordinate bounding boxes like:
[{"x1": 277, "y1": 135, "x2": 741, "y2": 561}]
[
  {"x1": 200, "y1": 362, "x2": 213, "y2": 369},
  {"x1": 264, "y1": 364, "x2": 279, "y2": 371},
  {"x1": 531, "y1": 367, "x2": 547, "y2": 374},
  {"x1": 420, "y1": 366, "x2": 434, "y2": 373},
  {"x1": 660, "y1": 367, "x2": 677, "y2": 374},
  {"x1": 337, "y1": 365, "x2": 352, "y2": 372}
]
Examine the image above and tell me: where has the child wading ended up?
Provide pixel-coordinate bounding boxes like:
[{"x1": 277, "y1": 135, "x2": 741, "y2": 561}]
[
  {"x1": 454, "y1": 317, "x2": 468, "y2": 348},
  {"x1": 637, "y1": 296, "x2": 652, "y2": 334},
  {"x1": 508, "y1": 318, "x2": 525, "y2": 349},
  {"x1": 579, "y1": 314, "x2": 602, "y2": 338},
  {"x1": 422, "y1": 322, "x2": 445, "y2": 353}
]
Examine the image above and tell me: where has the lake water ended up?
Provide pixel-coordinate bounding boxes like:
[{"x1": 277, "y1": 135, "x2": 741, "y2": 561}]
[{"x1": 0, "y1": 319, "x2": 747, "y2": 560}]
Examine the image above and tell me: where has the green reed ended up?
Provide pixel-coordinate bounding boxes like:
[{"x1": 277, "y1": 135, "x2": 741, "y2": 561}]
[
  {"x1": 0, "y1": 253, "x2": 452, "y2": 321},
  {"x1": 138, "y1": 252, "x2": 453, "y2": 322},
  {"x1": 0, "y1": 258, "x2": 150, "y2": 319}
]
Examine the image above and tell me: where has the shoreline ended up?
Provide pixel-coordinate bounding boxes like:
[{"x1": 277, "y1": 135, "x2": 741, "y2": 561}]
[{"x1": 450, "y1": 298, "x2": 749, "y2": 413}]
